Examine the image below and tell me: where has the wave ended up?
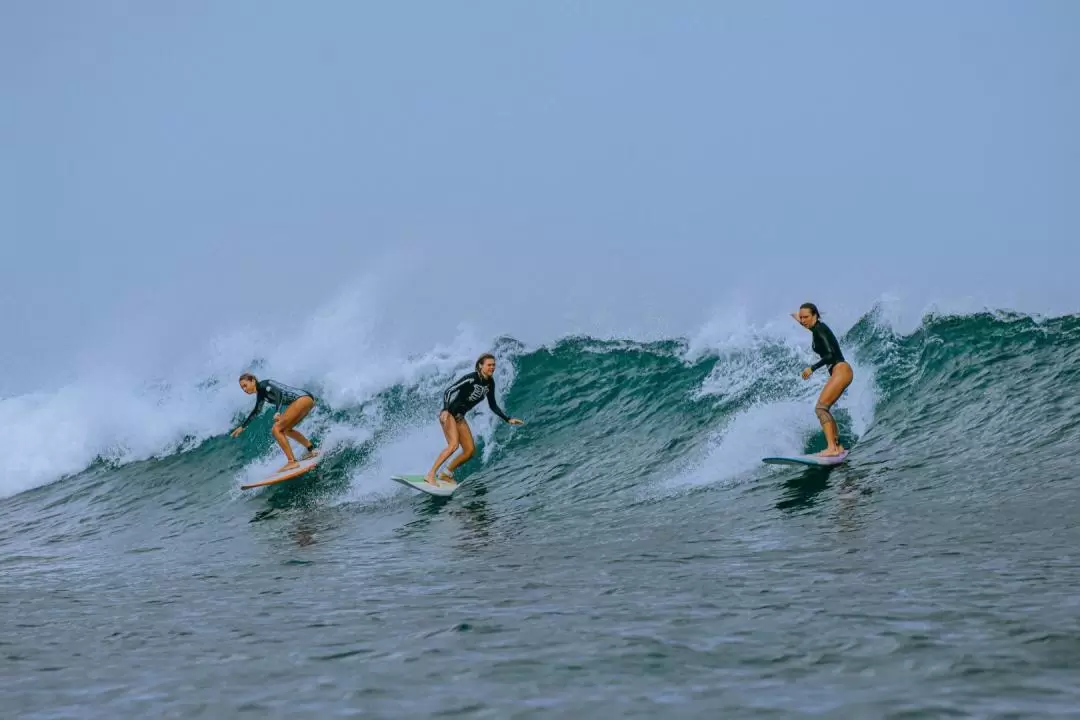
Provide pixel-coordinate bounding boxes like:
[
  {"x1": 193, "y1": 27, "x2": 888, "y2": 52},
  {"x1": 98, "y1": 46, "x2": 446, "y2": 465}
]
[{"x1": 2, "y1": 296, "x2": 1077, "y2": 511}]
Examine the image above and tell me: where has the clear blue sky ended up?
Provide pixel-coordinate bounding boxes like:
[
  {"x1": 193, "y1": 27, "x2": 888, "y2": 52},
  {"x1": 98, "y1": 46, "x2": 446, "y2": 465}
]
[{"x1": 1, "y1": 1, "x2": 1076, "y2": 393}]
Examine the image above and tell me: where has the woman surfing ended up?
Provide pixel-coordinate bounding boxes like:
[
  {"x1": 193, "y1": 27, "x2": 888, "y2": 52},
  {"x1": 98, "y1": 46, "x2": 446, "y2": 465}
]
[
  {"x1": 793, "y1": 303, "x2": 853, "y2": 457},
  {"x1": 424, "y1": 353, "x2": 524, "y2": 486},
  {"x1": 231, "y1": 373, "x2": 319, "y2": 472}
]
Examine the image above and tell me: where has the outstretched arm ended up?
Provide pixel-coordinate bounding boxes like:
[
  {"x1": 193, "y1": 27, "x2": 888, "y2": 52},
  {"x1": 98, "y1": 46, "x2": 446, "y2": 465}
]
[
  {"x1": 486, "y1": 383, "x2": 523, "y2": 425},
  {"x1": 242, "y1": 397, "x2": 265, "y2": 428},
  {"x1": 486, "y1": 386, "x2": 511, "y2": 422},
  {"x1": 232, "y1": 392, "x2": 265, "y2": 436}
]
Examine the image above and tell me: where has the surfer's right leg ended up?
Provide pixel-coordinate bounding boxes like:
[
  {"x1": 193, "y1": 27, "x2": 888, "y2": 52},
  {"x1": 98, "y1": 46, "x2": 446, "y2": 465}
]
[
  {"x1": 814, "y1": 362, "x2": 853, "y2": 456},
  {"x1": 425, "y1": 411, "x2": 460, "y2": 485},
  {"x1": 271, "y1": 425, "x2": 299, "y2": 472},
  {"x1": 443, "y1": 418, "x2": 474, "y2": 481},
  {"x1": 287, "y1": 430, "x2": 319, "y2": 460},
  {"x1": 272, "y1": 396, "x2": 314, "y2": 471}
]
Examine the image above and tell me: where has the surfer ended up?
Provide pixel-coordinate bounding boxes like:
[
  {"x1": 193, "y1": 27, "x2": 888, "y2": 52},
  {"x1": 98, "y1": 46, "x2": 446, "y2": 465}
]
[
  {"x1": 424, "y1": 353, "x2": 524, "y2": 486},
  {"x1": 230, "y1": 374, "x2": 318, "y2": 472},
  {"x1": 793, "y1": 303, "x2": 853, "y2": 457}
]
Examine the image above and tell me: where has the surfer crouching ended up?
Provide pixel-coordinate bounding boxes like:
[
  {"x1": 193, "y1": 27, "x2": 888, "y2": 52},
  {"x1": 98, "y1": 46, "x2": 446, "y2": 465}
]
[
  {"x1": 793, "y1": 303, "x2": 853, "y2": 457},
  {"x1": 425, "y1": 353, "x2": 524, "y2": 486},
  {"x1": 231, "y1": 374, "x2": 319, "y2": 472}
]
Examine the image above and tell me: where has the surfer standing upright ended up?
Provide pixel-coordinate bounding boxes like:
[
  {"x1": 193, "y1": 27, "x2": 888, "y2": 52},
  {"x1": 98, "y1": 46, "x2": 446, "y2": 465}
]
[
  {"x1": 424, "y1": 353, "x2": 524, "y2": 486},
  {"x1": 231, "y1": 374, "x2": 319, "y2": 472},
  {"x1": 793, "y1": 303, "x2": 853, "y2": 457}
]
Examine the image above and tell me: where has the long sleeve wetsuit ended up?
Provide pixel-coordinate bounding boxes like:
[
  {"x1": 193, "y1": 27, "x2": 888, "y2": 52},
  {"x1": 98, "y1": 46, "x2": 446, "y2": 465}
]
[
  {"x1": 809, "y1": 322, "x2": 845, "y2": 375},
  {"x1": 239, "y1": 380, "x2": 313, "y2": 429},
  {"x1": 441, "y1": 371, "x2": 511, "y2": 422}
]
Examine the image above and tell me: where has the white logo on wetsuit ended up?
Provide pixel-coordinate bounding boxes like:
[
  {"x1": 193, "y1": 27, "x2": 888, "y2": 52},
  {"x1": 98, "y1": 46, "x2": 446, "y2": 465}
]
[{"x1": 467, "y1": 385, "x2": 488, "y2": 402}]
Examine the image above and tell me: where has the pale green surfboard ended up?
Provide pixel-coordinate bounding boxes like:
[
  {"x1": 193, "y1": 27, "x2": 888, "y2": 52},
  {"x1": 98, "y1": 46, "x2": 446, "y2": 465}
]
[{"x1": 390, "y1": 474, "x2": 456, "y2": 497}]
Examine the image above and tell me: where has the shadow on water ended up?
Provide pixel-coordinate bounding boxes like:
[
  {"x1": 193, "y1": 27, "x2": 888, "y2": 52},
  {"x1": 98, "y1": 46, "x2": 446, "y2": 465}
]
[
  {"x1": 395, "y1": 478, "x2": 501, "y2": 550},
  {"x1": 773, "y1": 424, "x2": 868, "y2": 513},
  {"x1": 774, "y1": 462, "x2": 874, "y2": 517},
  {"x1": 775, "y1": 466, "x2": 835, "y2": 512},
  {"x1": 248, "y1": 449, "x2": 361, "y2": 523},
  {"x1": 282, "y1": 503, "x2": 358, "y2": 547}
]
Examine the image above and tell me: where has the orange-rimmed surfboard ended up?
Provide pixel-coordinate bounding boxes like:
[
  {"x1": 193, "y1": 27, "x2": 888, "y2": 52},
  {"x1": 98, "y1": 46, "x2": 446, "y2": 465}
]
[{"x1": 241, "y1": 455, "x2": 322, "y2": 490}]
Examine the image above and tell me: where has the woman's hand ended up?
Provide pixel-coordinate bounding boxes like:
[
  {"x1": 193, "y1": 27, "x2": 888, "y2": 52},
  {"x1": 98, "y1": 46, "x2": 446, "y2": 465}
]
[
  {"x1": 801, "y1": 367, "x2": 813, "y2": 380},
  {"x1": 231, "y1": 426, "x2": 245, "y2": 438},
  {"x1": 509, "y1": 418, "x2": 524, "y2": 425}
]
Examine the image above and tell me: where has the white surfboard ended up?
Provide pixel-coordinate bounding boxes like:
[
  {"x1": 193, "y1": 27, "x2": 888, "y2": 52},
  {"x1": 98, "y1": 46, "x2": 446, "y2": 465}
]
[
  {"x1": 241, "y1": 454, "x2": 323, "y2": 489},
  {"x1": 390, "y1": 474, "x2": 457, "y2": 497},
  {"x1": 762, "y1": 450, "x2": 849, "y2": 467}
]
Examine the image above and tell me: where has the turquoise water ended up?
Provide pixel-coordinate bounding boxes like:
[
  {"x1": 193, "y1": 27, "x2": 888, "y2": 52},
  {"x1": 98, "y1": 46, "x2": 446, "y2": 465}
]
[{"x1": 3, "y1": 309, "x2": 1079, "y2": 717}]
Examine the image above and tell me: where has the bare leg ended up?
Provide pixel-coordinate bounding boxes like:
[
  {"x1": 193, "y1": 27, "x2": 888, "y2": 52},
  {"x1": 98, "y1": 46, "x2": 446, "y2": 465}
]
[
  {"x1": 425, "y1": 412, "x2": 460, "y2": 484},
  {"x1": 272, "y1": 397, "x2": 315, "y2": 471},
  {"x1": 815, "y1": 362, "x2": 853, "y2": 456},
  {"x1": 444, "y1": 418, "x2": 474, "y2": 479},
  {"x1": 271, "y1": 424, "x2": 299, "y2": 471},
  {"x1": 286, "y1": 430, "x2": 315, "y2": 457}
]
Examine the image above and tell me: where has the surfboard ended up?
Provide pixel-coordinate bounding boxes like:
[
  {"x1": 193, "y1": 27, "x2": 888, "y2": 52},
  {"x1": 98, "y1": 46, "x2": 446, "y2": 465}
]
[
  {"x1": 390, "y1": 474, "x2": 456, "y2": 497},
  {"x1": 762, "y1": 450, "x2": 849, "y2": 467},
  {"x1": 241, "y1": 455, "x2": 322, "y2": 490}
]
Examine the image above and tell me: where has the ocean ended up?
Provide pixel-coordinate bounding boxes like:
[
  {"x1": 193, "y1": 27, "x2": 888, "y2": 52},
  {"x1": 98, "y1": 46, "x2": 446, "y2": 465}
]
[{"x1": 3, "y1": 305, "x2": 1079, "y2": 717}]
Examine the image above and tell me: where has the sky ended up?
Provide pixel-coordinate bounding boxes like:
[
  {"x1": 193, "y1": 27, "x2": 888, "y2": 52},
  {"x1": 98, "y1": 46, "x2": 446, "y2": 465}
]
[{"x1": 1, "y1": 0, "x2": 1077, "y2": 395}]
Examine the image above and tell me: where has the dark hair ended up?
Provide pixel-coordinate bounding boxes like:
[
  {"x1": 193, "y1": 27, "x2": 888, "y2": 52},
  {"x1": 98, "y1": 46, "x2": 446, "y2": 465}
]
[
  {"x1": 239, "y1": 373, "x2": 257, "y2": 383},
  {"x1": 799, "y1": 302, "x2": 821, "y2": 318},
  {"x1": 475, "y1": 353, "x2": 496, "y2": 372}
]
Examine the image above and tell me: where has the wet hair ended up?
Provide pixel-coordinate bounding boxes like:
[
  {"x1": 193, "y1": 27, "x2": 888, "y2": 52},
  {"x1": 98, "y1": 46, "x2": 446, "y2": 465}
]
[
  {"x1": 239, "y1": 373, "x2": 257, "y2": 383},
  {"x1": 799, "y1": 302, "x2": 821, "y2": 318},
  {"x1": 475, "y1": 353, "x2": 496, "y2": 372}
]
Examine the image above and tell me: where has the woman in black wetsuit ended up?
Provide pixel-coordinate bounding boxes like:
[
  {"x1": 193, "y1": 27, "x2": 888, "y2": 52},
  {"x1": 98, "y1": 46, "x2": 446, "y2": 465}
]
[
  {"x1": 793, "y1": 303, "x2": 853, "y2": 457},
  {"x1": 424, "y1": 353, "x2": 524, "y2": 486},
  {"x1": 231, "y1": 374, "x2": 319, "y2": 472}
]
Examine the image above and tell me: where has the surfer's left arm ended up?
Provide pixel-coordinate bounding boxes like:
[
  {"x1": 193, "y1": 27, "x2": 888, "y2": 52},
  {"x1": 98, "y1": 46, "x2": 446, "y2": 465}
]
[
  {"x1": 232, "y1": 394, "x2": 265, "y2": 436},
  {"x1": 487, "y1": 382, "x2": 523, "y2": 425}
]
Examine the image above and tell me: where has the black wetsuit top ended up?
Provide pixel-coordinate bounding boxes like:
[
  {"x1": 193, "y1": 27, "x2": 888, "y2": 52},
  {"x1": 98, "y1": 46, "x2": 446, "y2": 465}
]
[
  {"x1": 240, "y1": 379, "x2": 313, "y2": 428},
  {"x1": 442, "y1": 371, "x2": 511, "y2": 422},
  {"x1": 809, "y1": 321, "x2": 845, "y2": 374}
]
